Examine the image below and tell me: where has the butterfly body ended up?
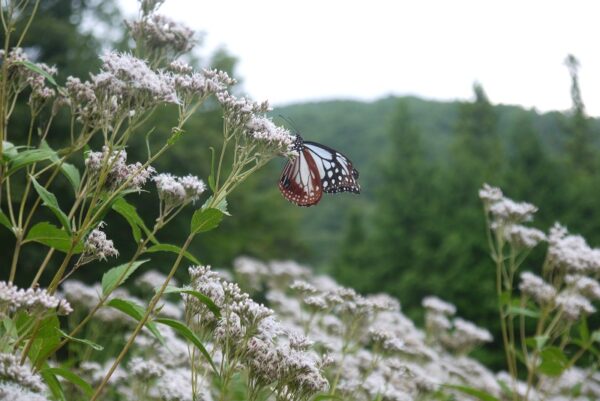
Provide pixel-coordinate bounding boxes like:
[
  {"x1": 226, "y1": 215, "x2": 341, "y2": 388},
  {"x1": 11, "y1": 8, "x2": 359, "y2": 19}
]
[{"x1": 279, "y1": 134, "x2": 360, "y2": 207}]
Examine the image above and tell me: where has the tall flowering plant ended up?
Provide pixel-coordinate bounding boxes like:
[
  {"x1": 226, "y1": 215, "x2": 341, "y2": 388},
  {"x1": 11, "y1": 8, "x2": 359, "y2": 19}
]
[
  {"x1": 480, "y1": 184, "x2": 600, "y2": 401},
  {"x1": 0, "y1": 0, "x2": 299, "y2": 400}
]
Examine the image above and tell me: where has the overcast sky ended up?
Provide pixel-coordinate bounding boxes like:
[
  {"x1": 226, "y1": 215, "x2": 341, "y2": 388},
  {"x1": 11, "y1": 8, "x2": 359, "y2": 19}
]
[{"x1": 120, "y1": 0, "x2": 600, "y2": 115}]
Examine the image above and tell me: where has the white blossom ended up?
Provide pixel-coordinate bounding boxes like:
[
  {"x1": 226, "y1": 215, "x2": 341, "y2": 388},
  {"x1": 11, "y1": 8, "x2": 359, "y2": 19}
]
[
  {"x1": 519, "y1": 272, "x2": 556, "y2": 305},
  {"x1": 0, "y1": 281, "x2": 72, "y2": 315},
  {"x1": 422, "y1": 296, "x2": 456, "y2": 316},
  {"x1": 0, "y1": 353, "x2": 46, "y2": 393},
  {"x1": 556, "y1": 291, "x2": 596, "y2": 321},
  {"x1": 505, "y1": 225, "x2": 546, "y2": 248},
  {"x1": 84, "y1": 224, "x2": 119, "y2": 261},
  {"x1": 565, "y1": 275, "x2": 600, "y2": 300}
]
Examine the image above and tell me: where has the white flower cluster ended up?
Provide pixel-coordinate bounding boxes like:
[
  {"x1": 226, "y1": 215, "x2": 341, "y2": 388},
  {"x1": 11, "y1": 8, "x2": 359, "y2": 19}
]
[
  {"x1": 555, "y1": 292, "x2": 596, "y2": 321},
  {"x1": 564, "y1": 274, "x2": 600, "y2": 300},
  {"x1": 172, "y1": 67, "x2": 235, "y2": 101},
  {"x1": 0, "y1": 353, "x2": 46, "y2": 393},
  {"x1": 480, "y1": 184, "x2": 546, "y2": 251},
  {"x1": 245, "y1": 116, "x2": 295, "y2": 155},
  {"x1": 0, "y1": 281, "x2": 72, "y2": 316},
  {"x1": 153, "y1": 173, "x2": 206, "y2": 209},
  {"x1": 519, "y1": 272, "x2": 556, "y2": 305},
  {"x1": 95, "y1": 51, "x2": 178, "y2": 104},
  {"x1": 422, "y1": 295, "x2": 492, "y2": 354},
  {"x1": 5, "y1": 47, "x2": 57, "y2": 104},
  {"x1": 62, "y1": 255, "x2": 600, "y2": 401},
  {"x1": 85, "y1": 146, "x2": 155, "y2": 192},
  {"x1": 478, "y1": 183, "x2": 503, "y2": 204},
  {"x1": 547, "y1": 223, "x2": 600, "y2": 274},
  {"x1": 127, "y1": 13, "x2": 196, "y2": 55},
  {"x1": 185, "y1": 265, "x2": 328, "y2": 401},
  {"x1": 422, "y1": 296, "x2": 456, "y2": 316},
  {"x1": 0, "y1": 382, "x2": 49, "y2": 401},
  {"x1": 505, "y1": 224, "x2": 546, "y2": 249},
  {"x1": 128, "y1": 357, "x2": 165, "y2": 381},
  {"x1": 215, "y1": 92, "x2": 294, "y2": 155},
  {"x1": 84, "y1": 223, "x2": 119, "y2": 261}
]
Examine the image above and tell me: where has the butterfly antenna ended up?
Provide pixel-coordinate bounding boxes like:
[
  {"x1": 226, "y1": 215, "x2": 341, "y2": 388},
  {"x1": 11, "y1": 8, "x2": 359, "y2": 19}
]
[{"x1": 277, "y1": 114, "x2": 302, "y2": 135}]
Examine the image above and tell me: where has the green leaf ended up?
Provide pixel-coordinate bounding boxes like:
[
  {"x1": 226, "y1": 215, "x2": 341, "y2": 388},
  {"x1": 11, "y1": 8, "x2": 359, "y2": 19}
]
[
  {"x1": 0, "y1": 209, "x2": 12, "y2": 231},
  {"x1": 1, "y1": 140, "x2": 19, "y2": 160},
  {"x1": 145, "y1": 244, "x2": 201, "y2": 265},
  {"x1": 506, "y1": 306, "x2": 539, "y2": 318},
  {"x1": 101, "y1": 260, "x2": 149, "y2": 296},
  {"x1": 525, "y1": 335, "x2": 549, "y2": 351},
  {"x1": 25, "y1": 222, "x2": 83, "y2": 253},
  {"x1": 42, "y1": 367, "x2": 93, "y2": 397},
  {"x1": 190, "y1": 207, "x2": 223, "y2": 234},
  {"x1": 39, "y1": 140, "x2": 80, "y2": 193},
  {"x1": 57, "y1": 328, "x2": 103, "y2": 351},
  {"x1": 15, "y1": 60, "x2": 59, "y2": 86},
  {"x1": 578, "y1": 317, "x2": 589, "y2": 343},
  {"x1": 29, "y1": 315, "x2": 61, "y2": 366},
  {"x1": 106, "y1": 298, "x2": 164, "y2": 345},
  {"x1": 111, "y1": 198, "x2": 156, "y2": 244},
  {"x1": 538, "y1": 346, "x2": 568, "y2": 376},
  {"x1": 202, "y1": 195, "x2": 230, "y2": 216},
  {"x1": 591, "y1": 330, "x2": 600, "y2": 343},
  {"x1": 443, "y1": 384, "x2": 501, "y2": 401},
  {"x1": 8, "y1": 148, "x2": 56, "y2": 174},
  {"x1": 30, "y1": 175, "x2": 71, "y2": 232},
  {"x1": 40, "y1": 366, "x2": 66, "y2": 401},
  {"x1": 163, "y1": 286, "x2": 220, "y2": 318},
  {"x1": 60, "y1": 163, "x2": 81, "y2": 193},
  {"x1": 155, "y1": 317, "x2": 218, "y2": 375}
]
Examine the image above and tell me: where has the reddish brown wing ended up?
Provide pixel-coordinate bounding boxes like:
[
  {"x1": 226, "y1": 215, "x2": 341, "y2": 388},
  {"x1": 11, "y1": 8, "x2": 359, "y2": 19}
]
[{"x1": 278, "y1": 149, "x2": 323, "y2": 207}]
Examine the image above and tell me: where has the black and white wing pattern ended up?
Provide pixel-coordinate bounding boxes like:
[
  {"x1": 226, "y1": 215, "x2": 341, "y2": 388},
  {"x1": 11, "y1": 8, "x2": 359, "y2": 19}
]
[
  {"x1": 278, "y1": 146, "x2": 323, "y2": 206},
  {"x1": 278, "y1": 134, "x2": 360, "y2": 207},
  {"x1": 304, "y1": 141, "x2": 360, "y2": 194}
]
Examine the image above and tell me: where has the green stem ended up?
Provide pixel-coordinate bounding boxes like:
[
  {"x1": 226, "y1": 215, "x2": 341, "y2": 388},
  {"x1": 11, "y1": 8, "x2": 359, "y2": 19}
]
[{"x1": 89, "y1": 233, "x2": 196, "y2": 401}]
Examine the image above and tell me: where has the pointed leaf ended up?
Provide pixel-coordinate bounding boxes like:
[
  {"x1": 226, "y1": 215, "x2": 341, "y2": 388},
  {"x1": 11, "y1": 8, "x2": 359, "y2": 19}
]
[
  {"x1": 60, "y1": 163, "x2": 81, "y2": 193},
  {"x1": 8, "y1": 148, "x2": 56, "y2": 174},
  {"x1": 506, "y1": 306, "x2": 539, "y2": 318},
  {"x1": 57, "y1": 328, "x2": 103, "y2": 351},
  {"x1": 15, "y1": 60, "x2": 59, "y2": 86},
  {"x1": 39, "y1": 140, "x2": 80, "y2": 193},
  {"x1": 40, "y1": 366, "x2": 66, "y2": 401},
  {"x1": 155, "y1": 317, "x2": 218, "y2": 375},
  {"x1": 112, "y1": 198, "x2": 156, "y2": 243},
  {"x1": 539, "y1": 347, "x2": 568, "y2": 376},
  {"x1": 190, "y1": 207, "x2": 223, "y2": 234},
  {"x1": 25, "y1": 222, "x2": 83, "y2": 253},
  {"x1": 106, "y1": 298, "x2": 164, "y2": 345},
  {"x1": 163, "y1": 286, "x2": 220, "y2": 318},
  {"x1": 42, "y1": 367, "x2": 93, "y2": 397},
  {"x1": 145, "y1": 244, "x2": 200, "y2": 265},
  {"x1": 101, "y1": 259, "x2": 149, "y2": 296},
  {"x1": 0, "y1": 209, "x2": 12, "y2": 231},
  {"x1": 30, "y1": 176, "x2": 71, "y2": 232}
]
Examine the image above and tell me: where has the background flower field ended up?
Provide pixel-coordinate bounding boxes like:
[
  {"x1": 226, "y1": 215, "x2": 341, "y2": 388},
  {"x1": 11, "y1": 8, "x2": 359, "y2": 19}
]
[{"x1": 1, "y1": 0, "x2": 599, "y2": 400}]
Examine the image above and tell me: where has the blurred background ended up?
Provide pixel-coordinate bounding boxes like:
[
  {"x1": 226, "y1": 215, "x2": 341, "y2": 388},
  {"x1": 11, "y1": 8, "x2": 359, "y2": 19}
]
[{"x1": 2, "y1": 0, "x2": 600, "y2": 368}]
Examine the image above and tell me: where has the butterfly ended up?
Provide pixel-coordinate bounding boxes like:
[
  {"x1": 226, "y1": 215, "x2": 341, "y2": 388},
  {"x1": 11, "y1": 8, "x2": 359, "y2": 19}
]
[{"x1": 279, "y1": 134, "x2": 360, "y2": 206}]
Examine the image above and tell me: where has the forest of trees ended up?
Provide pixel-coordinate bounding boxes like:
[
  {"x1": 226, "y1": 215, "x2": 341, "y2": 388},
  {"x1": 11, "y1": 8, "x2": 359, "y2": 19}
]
[{"x1": 2, "y1": 0, "x2": 599, "y2": 370}]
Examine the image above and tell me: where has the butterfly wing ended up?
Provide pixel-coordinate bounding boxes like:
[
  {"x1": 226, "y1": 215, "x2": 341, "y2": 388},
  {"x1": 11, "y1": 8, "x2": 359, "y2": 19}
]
[
  {"x1": 304, "y1": 141, "x2": 360, "y2": 194},
  {"x1": 278, "y1": 148, "x2": 323, "y2": 207}
]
